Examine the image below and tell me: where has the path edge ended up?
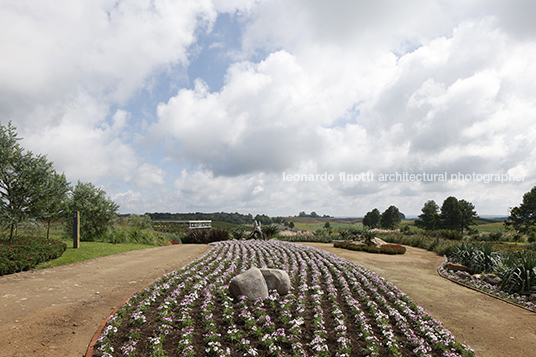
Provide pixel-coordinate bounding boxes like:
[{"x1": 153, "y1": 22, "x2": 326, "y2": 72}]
[
  {"x1": 436, "y1": 264, "x2": 536, "y2": 314},
  {"x1": 85, "y1": 294, "x2": 136, "y2": 357}
]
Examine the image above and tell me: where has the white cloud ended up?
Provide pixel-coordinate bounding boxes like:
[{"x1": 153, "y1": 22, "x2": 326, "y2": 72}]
[
  {"x1": 1, "y1": 0, "x2": 221, "y2": 188},
  {"x1": 0, "y1": 0, "x2": 216, "y2": 105},
  {"x1": 149, "y1": 9, "x2": 536, "y2": 215},
  {"x1": 4, "y1": 0, "x2": 536, "y2": 216}
]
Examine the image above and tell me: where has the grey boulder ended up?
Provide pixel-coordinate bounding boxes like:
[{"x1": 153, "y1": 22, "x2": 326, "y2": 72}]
[
  {"x1": 229, "y1": 267, "x2": 269, "y2": 300},
  {"x1": 444, "y1": 262, "x2": 468, "y2": 272},
  {"x1": 481, "y1": 273, "x2": 502, "y2": 285},
  {"x1": 260, "y1": 268, "x2": 291, "y2": 295}
]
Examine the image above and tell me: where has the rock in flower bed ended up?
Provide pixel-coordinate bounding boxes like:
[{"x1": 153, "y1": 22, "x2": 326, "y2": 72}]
[
  {"x1": 438, "y1": 257, "x2": 536, "y2": 313},
  {"x1": 334, "y1": 240, "x2": 407, "y2": 254},
  {"x1": 0, "y1": 235, "x2": 67, "y2": 275},
  {"x1": 93, "y1": 240, "x2": 474, "y2": 357}
]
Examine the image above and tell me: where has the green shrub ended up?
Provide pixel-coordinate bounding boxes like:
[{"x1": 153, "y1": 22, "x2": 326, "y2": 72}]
[
  {"x1": 310, "y1": 228, "x2": 337, "y2": 243},
  {"x1": 182, "y1": 228, "x2": 230, "y2": 244},
  {"x1": 467, "y1": 227, "x2": 479, "y2": 236},
  {"x1": 152, "y1": 231, "x2": 175, "y2": 245},
  {"x1": 400, "y1": 225, "x2": 412, "y2": 234},
  {"x1": 436, "y1": 230, "x2": 463, "y2": 240},
  {"x1": 0, "y1": 235, "x2": 67, "y2": 275},
  {"x1": 128, "y1": 214, "x2": 153, "y2": 230},
  {"x1": 334, "y1": 241, "x2": 406, "y2": 254},
  {"x1": 231, "y1": 226, "x2": 246, "y2": 240},
  {"x1": 103, "y1": 228, "x2": 159, "y2": 245},
  {"x1": 337, "y1": 227, "x2": 363, "y2": 241},
  {"x1": 378, "y1": 232, "x2": 461, "y2": 257},
  {"x1": 490, "y1": 231, "x2": 504, "y2": 241},
  {"x1": 433, "y1": 240, "x2": 460, "y2": 257},
  {"x1": 278, "y1": 233, "x2": 332, "y2": 243}
]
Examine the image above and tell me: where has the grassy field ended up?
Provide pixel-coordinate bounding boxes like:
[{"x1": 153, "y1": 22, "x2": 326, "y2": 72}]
[
  {"x1": 288, "y1": 217, "x2": 507, "y2": 233},
  {"x1": 291, "y1": 222, "x2": 364, "y2": 231},
  {"x1": 211, "y1": 221, "x2": 253, "y2": 231},
  {"x1": 472, "y1": 222, "x2": 506, "y2": 232},
  {"x1": 35, "y1": 238, "x2": 159, "y2": 269}
]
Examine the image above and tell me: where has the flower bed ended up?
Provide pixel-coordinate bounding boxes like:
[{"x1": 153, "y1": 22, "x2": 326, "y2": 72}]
[
  {"x1": 334, "y1": 241, "x2": 407, "y2": 254},
  {"x1": 438, "y1": 257, "x2": 536, "y2": 313},
  {"x1": 0, "y1": 235, "x2": 67, "y2": 276},
  {"x1": 93, "y1": 240, "x2": 474, "y2": 357}
]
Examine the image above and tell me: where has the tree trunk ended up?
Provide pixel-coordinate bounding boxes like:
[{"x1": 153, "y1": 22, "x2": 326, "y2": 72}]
[{"x1": 9, "y1": 223, "x2": 15, "y2": 244}]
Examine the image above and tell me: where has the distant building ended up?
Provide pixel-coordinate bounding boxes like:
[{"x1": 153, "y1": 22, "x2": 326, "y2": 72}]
[{"x1": 153, "y1": 220, "x2": 212, "y2": 229}]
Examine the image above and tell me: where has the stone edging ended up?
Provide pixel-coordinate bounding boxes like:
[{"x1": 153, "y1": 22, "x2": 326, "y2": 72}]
[{"x1": 436, "y1": 265, "x2": 536, "y2": 314}]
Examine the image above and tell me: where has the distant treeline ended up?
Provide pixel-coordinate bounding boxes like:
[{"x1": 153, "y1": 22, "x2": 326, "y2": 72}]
[{"x1": 147, "y1": 212, "x2": 255, "y2": 225}]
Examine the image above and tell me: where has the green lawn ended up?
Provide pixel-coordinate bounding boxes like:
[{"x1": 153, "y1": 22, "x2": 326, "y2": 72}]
[
  {"x1": 472, "y1": 222, "x2": 506, "y2": 232},
  {"x1": 36, "y1": 238, "x2": 158, "y2": 269}
]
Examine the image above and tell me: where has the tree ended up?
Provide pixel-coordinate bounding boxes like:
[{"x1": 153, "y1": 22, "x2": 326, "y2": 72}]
[
  {"x1": 254, "y1": 214, "x2": 272, "y2": 225},
  {"x1": 128, "y1": 214, "x2": 153, "y2": 230},
  {"x1": 380, "y1": 205, "x2": 401, "y2": 229},
  {"x1": 434, "y1": 196, "x2": 478, "y2": 232},
  {"x1": 440, "y1": 196, "x2": 461, "y2": 231},
  {"x1": 458, "y1": 199, "x2": 477, "y2": 233},
  {"x1": 37, "y1": 172, "x2": 70, "y2": 239},
  {"x1": 289, "y1": 221, "x2": 295, "y2": 229},
  {"x1": 505, "y1": 186, "x2": 536, "y2": 233},
  {"x1": 64, "y1": 181, "x2": 120, "y2": 241},
  {"x1": 415, "y1": 200, "x2": 440, "y2": 231},
  {"x1": 0, "y1": 122, "x2": 58, "y2": 241},
  {"x1": 363, "y1": 208, "x2": 381, "y2": 228}
]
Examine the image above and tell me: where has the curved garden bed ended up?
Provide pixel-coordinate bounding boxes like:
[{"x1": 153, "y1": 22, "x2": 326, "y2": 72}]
[
  {"x1": 334, "y1": 241, "x2": 406, "y2": 254},
  {"x1": 437, "y1": 257, "x2": 536, "y2": 313},
  {"x1": 92, "y1": 240, "x2": 474, "y2": 357},
  {"x1": 0, "y1": 235, "x2": 67, "y2": 275}
]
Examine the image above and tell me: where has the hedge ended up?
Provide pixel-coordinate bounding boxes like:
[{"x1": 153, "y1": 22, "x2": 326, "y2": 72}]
[{"x1": 0, "y1": 235, "x2": 67, "y2": 275}]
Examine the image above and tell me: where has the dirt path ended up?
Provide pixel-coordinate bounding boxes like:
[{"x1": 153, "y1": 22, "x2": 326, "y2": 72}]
[
  {"x1": 302, "y1": 243, "x2": 536, "y2": 357},
  {"x1": 0, "y1": 244, "x2": 210, "y2": 357}
]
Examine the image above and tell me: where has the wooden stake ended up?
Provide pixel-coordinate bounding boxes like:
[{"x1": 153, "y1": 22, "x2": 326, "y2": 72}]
[{"x1": 73, "y1": 211, "x2": 80, "y2": 249}]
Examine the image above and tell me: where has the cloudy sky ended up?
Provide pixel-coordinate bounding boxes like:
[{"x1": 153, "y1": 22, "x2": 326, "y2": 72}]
[{"x1": 2, "y1": 0, "x2": 536, "y2": 217}]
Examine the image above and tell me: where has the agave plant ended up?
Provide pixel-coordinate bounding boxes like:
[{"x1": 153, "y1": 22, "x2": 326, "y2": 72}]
[
  {"x1": 498, "y1": 251, "x2": 536, "y2": 295},
  {"x1": 450, "y1": 242, "x2": 501, "y2": 274},
  {"x1": 468, "y1": 243, "x2": 501, "y2": 274},
  {"x1": 261, "y1": 224, "x2": 280, "y2": 239},
  {"x1": 358, "y1": 230, "x2": 376, "y2": 245}
]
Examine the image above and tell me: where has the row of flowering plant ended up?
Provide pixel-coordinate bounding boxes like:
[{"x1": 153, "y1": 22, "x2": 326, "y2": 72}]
[
  {"x1": 93, "y1": 240, "x2": 475, "y2": 356},
  {"x1": 0, "y1": 235, "x2": 67, "y2": 275}
]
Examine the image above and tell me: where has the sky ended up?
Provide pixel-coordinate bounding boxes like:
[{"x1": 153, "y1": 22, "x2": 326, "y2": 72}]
[{"x1": 2, "y1": 0, "x2": 536, "y2": 218}]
